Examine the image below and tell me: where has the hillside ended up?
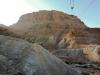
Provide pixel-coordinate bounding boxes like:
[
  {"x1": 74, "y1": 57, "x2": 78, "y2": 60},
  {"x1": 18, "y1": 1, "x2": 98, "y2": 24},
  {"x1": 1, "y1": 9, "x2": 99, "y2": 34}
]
[
  {"x1": 11, "y1": 10, "x2": 86, "y2": 32},
  {"x1": 10, "y1": 10, "x2": 100, "y2": 62},
  {"x1": 10, "y1": 10, "x2": 100, "y2": 50},
  {"x1": 10, "y1": 10, "x2": 88, "y2": 49},
  {"x1": 0, "y1": 10, "x2": 100, "y2": 75}
]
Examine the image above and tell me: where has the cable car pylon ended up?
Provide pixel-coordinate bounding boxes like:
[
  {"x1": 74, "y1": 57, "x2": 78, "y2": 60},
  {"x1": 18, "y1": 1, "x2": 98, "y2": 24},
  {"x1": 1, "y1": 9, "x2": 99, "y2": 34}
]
[{"x1": 70, "y1": 0, "x2": 74, "y2": 12}]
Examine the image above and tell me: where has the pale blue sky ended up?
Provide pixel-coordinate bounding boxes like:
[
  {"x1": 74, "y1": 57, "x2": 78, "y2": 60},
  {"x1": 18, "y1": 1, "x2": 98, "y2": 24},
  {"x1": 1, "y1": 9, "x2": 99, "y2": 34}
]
[{"x1": 0, "y1": 0, "x2": 99, "y2": 28}]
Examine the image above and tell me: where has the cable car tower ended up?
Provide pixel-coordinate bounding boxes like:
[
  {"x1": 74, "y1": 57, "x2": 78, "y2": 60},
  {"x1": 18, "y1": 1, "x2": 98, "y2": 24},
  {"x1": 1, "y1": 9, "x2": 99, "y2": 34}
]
[{"x1": 69, "y1": 0, "x2": 74, "y2": 12}]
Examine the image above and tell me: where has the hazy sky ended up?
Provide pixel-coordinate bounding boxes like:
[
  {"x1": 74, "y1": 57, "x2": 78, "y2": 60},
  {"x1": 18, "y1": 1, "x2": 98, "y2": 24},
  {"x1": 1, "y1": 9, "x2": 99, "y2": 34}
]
[{"x1": 0, "y1": 0, "x2": 99, "y2": 28}]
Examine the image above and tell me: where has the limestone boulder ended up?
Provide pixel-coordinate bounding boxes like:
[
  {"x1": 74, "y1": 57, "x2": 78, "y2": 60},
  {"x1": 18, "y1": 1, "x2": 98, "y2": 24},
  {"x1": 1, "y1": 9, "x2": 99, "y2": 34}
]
[{"x1": 0, "y1": 35, "x2": 81, "y2": 75}]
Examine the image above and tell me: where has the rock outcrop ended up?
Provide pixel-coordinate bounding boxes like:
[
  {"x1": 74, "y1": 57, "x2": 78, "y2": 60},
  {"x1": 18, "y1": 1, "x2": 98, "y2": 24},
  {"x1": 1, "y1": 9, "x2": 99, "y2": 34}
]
[
  {"x1": 83, "y1": 45, "x2": 100, "y2": 62},
  {"x1": 9, "y1": 10, "x2": 100, "y2": 63},
  {"x1": 0, "y1": 25, "x2": 21, "y2": 38},
  {"x1": 10, "y1": 10, "x2": 87, "y2": 49},
  {"x1": 11, "y1": 10, "x2": 86, "y2": 32},
  {"x1": 62, "y1": 28, "x2": 100, "y2": 48},
  {"x1": 10, "y1": 10, "x2": 100, "y2": 50},
  {"x1": 0, "y1": 35, "x2": 81, "y2": 75},
  {"x1": 0, "y1": 10, "x2": 100, "y2": 75}
]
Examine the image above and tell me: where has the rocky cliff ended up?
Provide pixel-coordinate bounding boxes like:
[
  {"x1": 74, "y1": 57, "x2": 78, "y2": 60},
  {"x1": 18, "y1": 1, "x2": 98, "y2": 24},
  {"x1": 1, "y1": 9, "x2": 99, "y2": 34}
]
[
  {"x1": 10, "y1": 10, "x2": 87, "y2": 49},
  {"x1": 10, "y1": 10, "x2": 100, "y2": 50},
  {"x1": 62, "y1": 28, "x2": 100, "y2": 48},
  {"x1": 11, "y1": 10, "x2": 86, "y2": 32},
  {"x1": 9, "y1": 10, "x2": 100, "y2": 63},
  {"x1": 0, "y1": 10, "x2": 100, "y2": 75}
]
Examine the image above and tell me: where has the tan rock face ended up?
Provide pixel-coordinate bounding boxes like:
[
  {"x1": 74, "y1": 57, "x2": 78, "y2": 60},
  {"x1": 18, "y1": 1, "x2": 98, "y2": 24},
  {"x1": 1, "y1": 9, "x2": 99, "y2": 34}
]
[
  {"x1": 9, "y1": 10, "x2": 100, "y2": 62},
  {"x1": 0, "y1": 35, "x2": 81, "y2": 75},
  {"x1": 10, "y1": 10, "x2": 100, "y2": 50},
  {"x1": 10, "y1": 10, "x2": 87, "y2": 49},
  {"x1": 61, "y1": 28, "x2": 100, "y2": 49},
  {"x1": 11, "y1": 10, "x2": 86, "y2": 32},
  {"x1": 84, "y1": 45, "x2": 100, "y2": 62}
]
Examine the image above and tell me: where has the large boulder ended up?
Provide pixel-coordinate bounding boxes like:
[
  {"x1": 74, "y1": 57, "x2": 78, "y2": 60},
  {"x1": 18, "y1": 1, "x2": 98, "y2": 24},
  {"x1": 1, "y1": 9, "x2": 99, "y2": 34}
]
[{"x1": 0, "y1": 35, "x2": 81, "y2": 75}]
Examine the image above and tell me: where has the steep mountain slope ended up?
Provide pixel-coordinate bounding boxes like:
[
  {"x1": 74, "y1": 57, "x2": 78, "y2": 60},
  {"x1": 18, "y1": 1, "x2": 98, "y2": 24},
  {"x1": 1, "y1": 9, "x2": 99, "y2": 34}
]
[
  {"x1": 10, "y1": 10, "x2": 88, "y2": 49},
  {"x1": 0, "y1": 10, "x2": 100, "y2": 74},
  {"x1": 11, "y1": 10, "x2": 86, "y2": 32},
  {"x1": 10, "y1": 10, "x2": 100, "y2": 50}
]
